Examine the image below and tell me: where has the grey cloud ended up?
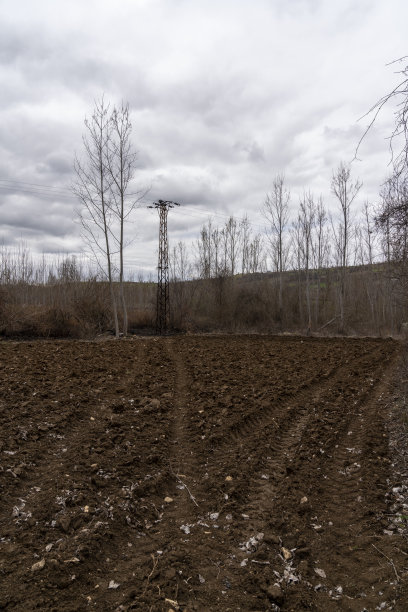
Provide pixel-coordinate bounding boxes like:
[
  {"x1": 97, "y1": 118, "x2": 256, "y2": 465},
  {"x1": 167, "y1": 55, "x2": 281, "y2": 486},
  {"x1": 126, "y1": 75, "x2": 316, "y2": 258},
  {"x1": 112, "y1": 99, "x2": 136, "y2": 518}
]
[
  {"x1": 0, "y1": 229, "x2": 19, "y2": 247},
  {"x1": 41, "y1": 152, "x2": 73, "y2": 176},
  {"x1": 29, "y1": 237, "x2": 82, "y2": 254},
  {"x1": 0, "y1": 195, "x2": 75, "y2": 237},
  {"x1": 147, "y1": 171, "x2": 222, "y2": 208},
  {"x1": 234, "y1": 140, "x2": 266, "y2": 163},
  {"x1": 1, "y1": 30, "x2": 143, "y2": 108}
]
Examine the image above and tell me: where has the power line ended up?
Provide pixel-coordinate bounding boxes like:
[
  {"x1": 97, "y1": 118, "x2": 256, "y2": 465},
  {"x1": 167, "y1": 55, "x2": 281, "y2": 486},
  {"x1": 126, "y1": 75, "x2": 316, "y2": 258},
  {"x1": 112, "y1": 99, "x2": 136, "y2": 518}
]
[
  {"x1": 0, "y1": 179, "x2": 75, "y2": 201},
  {"x1": 0, "y1": 178, "x2": 70, "y2": 193},
  {"x1": 0, "y1": 186, "x2": 75, "y2": 202},
  {"x1": 0, "y1": 178, "x2": 266, "y2": 230}
]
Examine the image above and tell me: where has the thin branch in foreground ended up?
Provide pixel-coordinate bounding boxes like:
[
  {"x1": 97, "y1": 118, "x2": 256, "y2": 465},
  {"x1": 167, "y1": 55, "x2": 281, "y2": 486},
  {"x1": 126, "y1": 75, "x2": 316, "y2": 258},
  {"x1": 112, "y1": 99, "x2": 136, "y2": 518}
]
[
  {"x1": 142, "y1": 554, "x2": 159, "y2": 596},
  {"x1": 169, "y1": 465, "x2": 199, "y2": 507},
  {"x1": 371, "y1": 543, "x2": 400, "y2": 582}
]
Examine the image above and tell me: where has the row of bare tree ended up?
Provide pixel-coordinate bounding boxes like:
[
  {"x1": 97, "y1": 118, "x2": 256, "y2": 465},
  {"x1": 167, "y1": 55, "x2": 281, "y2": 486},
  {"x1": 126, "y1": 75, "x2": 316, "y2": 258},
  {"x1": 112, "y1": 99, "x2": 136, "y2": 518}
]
[
  {"x1": 1, "y1": 159, "x2": 406, "y2": 337},
  {"x1": 166, "y1": 159, "x2": 408, "y2": 335}
]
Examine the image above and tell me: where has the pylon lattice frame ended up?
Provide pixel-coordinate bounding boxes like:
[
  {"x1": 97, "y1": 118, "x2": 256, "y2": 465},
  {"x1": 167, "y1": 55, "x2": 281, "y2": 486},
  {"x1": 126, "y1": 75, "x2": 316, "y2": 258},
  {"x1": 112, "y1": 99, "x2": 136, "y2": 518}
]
[{"x1": 150, "y1": 200, "x2": 180, "y2": 335}]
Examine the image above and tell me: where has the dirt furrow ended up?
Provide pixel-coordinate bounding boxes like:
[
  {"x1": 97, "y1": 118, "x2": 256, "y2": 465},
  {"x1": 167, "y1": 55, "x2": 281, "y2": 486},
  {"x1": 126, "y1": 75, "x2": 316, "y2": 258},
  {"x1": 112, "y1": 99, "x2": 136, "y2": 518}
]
[
  {"x1": 165, "y1": 338, "x2": 203, "y2": 503},
  {"x1": 134, "y1": 339, "x2": 233, "y2": 610}
]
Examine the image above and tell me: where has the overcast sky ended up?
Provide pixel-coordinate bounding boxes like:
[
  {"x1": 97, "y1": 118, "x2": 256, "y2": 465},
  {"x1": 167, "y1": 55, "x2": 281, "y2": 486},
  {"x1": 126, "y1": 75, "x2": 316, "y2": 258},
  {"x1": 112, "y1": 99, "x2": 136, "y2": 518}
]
[{"x1": 0, "y1": 0, "x2": 407, "y2": 275}]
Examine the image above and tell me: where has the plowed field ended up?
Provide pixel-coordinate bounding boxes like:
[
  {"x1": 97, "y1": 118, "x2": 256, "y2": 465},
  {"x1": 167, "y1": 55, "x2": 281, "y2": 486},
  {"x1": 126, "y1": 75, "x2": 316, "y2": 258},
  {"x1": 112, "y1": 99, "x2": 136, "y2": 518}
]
[{"x1": 1, "y1": 336, "x2": 407, "y2": 611}]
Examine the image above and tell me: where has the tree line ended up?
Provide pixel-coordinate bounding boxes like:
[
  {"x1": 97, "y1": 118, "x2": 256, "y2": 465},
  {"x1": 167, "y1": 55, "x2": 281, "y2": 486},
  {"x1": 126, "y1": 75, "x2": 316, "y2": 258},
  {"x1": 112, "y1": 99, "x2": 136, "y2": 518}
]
[{"x1": 169, "y1": 161, "x2": 407, "y2": 334}]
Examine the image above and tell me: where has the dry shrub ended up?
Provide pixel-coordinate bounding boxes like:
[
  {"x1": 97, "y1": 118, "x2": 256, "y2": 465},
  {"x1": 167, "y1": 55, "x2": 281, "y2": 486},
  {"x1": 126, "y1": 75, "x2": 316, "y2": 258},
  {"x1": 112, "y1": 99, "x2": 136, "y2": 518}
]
[
  {"x1": 0, "y1": 286, "x2": 9, "y2": 335},
  {"x1": 169, "y1": 281, "x2": 198, "y2": 332},
  {"x1": 39, "y1": 308, "x2": 80, "y2": 338},
  {"x1": 0, "y1": 305, "x2": 77, "y2": 338},
  {"x1": 72, "y1": 289, "x2": 111, "y2": 336},
  {"x1": 233, "y1": 285, "x2": 270, "y2": 330},
  {"x1": 128, "y1": 308, "x2": 155, "y2": 332},
  {"x1": 0, "y1": 301, "x2": 37, "y2": 337},
  {"x1": 0, "y1": 304, "x2": 44, "y2": 337}
]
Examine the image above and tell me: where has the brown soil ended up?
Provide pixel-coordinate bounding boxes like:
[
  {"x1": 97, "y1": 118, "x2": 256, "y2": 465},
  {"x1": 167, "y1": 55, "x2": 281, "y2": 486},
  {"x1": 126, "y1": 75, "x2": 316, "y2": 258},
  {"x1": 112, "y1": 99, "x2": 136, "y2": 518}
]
[{"x1": 0, "y1": 335, "x2": 407, "y2": 611}]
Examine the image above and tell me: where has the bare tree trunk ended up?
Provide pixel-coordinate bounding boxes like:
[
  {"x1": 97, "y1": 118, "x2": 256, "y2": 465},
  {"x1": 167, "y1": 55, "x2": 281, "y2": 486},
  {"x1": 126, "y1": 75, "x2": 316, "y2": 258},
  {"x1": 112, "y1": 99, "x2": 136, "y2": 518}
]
[
  {"x1": 331, "y1": 162, "x2": 362, "y2": 334},
  {"x1": 298, "y1": 192, "x2": 315, "y2": 333},
  {"x1": 313, "y1": 197, "x2": 328, "y2": 327},
  {"x1": 240, "y1": 215, "x2": 251, "y2": 274},
  {"x1": 225, "y1": 216, "x2": 241, "y2": 277},
  {"x1": 108, "y1": 103, "x2": 143, "y2": 336},
  {"x1": 263, "y1": 174, "x2": 290, "y2": 330}
]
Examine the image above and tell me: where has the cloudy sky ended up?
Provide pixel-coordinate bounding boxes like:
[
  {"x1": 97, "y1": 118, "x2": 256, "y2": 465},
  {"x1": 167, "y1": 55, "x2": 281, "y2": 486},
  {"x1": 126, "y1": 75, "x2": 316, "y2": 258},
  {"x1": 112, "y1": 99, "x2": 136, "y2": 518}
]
[{"x1": 0, "y1": 0, "x2": 407, "y2": 275}]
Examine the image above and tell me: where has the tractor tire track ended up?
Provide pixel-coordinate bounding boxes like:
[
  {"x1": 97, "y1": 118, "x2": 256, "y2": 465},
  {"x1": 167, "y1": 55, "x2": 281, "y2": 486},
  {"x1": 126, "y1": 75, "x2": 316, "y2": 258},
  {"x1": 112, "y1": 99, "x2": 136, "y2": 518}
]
[
  {"x1": 138, "y1": 339, "x2": 227, "y2": 610},
  {"x1": 202, "y1": 339, "x2": 383, "y2": 454},
  {"x1": 164, "y1": 337, "x2": 204, "y2": 509},
  {"x1": 229, "y1": 343, "x2": 393, "y2": 550},
  {"x1": 300, "y1": 349, "x2": 401, "y2": 610}
]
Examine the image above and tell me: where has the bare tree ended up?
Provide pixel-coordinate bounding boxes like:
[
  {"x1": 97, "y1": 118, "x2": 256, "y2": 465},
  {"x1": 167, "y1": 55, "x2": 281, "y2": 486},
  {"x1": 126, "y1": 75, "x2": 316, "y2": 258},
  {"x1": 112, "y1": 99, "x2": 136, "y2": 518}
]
[
  {"x1": 358, "y1": 201, "x2": 379, "y2": 328},
  {"x1": 211, "y1": 225, "x2": 222, "y2": 277},
  {"x1": 107, "y1": 102, "x2": 144, "y2": 335},
  {"x1": 331, "y1": 162, "x2": 362, "y2": 332},
  {"x1": 379, "y1": 182, "x2": 392, "y2": 265},
  {"x1": 195, "y1": 216, "x2": 265, "y2": 279},
  {"x1": 263, "y1": 174, "x2": 290, "y2": 326},
  {"x1": 311, "y1": 196, "x2": 330, "y2": 325},
  {"x1": 354, "y1": 56, "x2": 408, "y2": 329},
  {"x1": 73, "y1": 98, "x2": 119, "y2": 337},
  {"x1": 248, "y1": 233, "x2": 266, "y2": 273},
  {"x1": 240, "y1": 215, "x2": 251, "y2": 274},
  {"x1": 377, "y1": 172, "x2": 408, "y2": 265},
  {"x1": 290, "y1": 218, "x2": 304, "y2": 326},
  {"x1": 196, "y1": 219, "x2": 213, "y2": 279},
  {"x1": 224, "y1": 216, "x2": 241, "y2": 277},
  {"x1": 357, "y1": 56, "x2": 408, "y2": 176},
  {"x1": 378, "y1": 174, "x2": 408, "y2": 264},
  {"x1": 298, "y1": 192, "x2": 315, "y2": 333},
  {"x1": 170, "y1": 240, "x2": 191, "y2": 282},
  {"x1": 376, "y1": 173, "x2": 408, "y2": 330},
  {"x1": 361, "y1": 201, "x2": 376, "y2": 266},
  {"x1": 170, "y1": 241, "x2": 194, "y2": 328}
]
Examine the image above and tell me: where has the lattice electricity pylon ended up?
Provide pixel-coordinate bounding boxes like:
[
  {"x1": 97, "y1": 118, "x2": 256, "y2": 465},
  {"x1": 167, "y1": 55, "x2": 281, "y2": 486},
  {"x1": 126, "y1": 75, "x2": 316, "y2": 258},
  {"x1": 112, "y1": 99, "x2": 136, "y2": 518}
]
[{"x1": 148, "y1": 199, "x2": 180, "y2": 335}]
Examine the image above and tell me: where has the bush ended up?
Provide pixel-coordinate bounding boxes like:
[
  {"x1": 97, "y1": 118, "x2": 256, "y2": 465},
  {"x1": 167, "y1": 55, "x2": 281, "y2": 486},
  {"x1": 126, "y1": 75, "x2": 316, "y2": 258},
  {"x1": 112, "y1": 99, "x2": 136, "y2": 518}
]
[
  {"x1": 128, "y1": 308, "x2": 155, "y2": 332},
  {"x1": 72, "y1": 290, "x2": 111, "y2": 336}
]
